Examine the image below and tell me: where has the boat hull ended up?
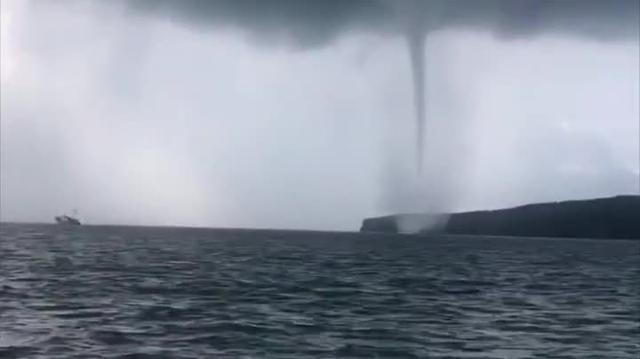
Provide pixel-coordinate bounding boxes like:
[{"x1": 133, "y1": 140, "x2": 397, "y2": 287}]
[{"x1": 55, "y1": 216, "x2": 81, "y2": 225}]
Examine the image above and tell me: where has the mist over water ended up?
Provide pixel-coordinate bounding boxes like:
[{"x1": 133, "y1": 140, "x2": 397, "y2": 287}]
[
  {"x1": 1, "y1": 0, "x2": 637, "y2": 229},
  {"x1": 119, "y1": 0, "x2": 639, "y2": 220}
]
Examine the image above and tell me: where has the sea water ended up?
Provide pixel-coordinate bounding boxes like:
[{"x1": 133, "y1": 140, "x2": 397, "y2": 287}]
[{"x1": 1, "y1": 223, "x2": 638, "y2": 358}]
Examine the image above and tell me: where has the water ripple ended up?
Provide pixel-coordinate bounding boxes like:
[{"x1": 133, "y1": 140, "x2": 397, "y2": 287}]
[{"x1": 1, "y1": 223, "x2": 638, "y2": 358}]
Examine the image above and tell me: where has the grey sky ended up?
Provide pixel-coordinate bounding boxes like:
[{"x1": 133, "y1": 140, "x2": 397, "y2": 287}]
[{"x1": 1, "y1": 0, "x2": 638, "y2": 230}]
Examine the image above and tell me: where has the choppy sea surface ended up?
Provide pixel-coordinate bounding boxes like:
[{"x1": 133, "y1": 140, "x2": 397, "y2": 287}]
[{"x1": 1, "y1": 223, "x2": 638, "y2": 359}]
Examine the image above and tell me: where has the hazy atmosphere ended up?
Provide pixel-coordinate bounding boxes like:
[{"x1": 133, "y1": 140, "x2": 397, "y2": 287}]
[{"x1": 1, "y1": 0, "x2": 639, "y2": 230}]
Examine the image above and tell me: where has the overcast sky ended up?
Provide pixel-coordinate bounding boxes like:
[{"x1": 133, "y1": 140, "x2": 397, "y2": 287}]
[{"x1": 1, "y1": 0, "x2": 638, "y2": 230}]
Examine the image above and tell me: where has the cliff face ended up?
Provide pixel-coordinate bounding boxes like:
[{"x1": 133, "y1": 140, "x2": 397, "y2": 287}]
[
  {"x1": 361, "y1": 196, "x2": 640, "y2": 239},
  {"x1": 361, "y1": 215, "x2": 399, "y2": 233}
]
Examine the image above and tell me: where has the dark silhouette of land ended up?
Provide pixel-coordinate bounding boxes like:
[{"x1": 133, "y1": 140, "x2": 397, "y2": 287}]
[{"x1": 361, "y1": 195, "x2": 640, "y2": 239}]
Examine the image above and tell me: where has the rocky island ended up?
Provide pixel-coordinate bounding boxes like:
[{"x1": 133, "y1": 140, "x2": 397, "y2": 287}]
[{"x1": 361, "y1": 195, "x2": 640, "y2": 239}]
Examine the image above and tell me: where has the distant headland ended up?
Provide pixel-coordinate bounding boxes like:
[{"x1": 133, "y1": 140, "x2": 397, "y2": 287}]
[{"x1": 361, "y1": 195, "x2": 640, "y2": 239}]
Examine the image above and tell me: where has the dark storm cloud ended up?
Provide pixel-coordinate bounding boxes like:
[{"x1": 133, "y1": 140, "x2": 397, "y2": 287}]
[
  {"x1": 441, "y1": 0, "x2": 639, "y2": 40},
  {"x1": 124, "y1": 0, "x2": 639, "y2": 46},
  {"x1": 126, "y1": 0, "x2": 388, "y2": 47}
]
